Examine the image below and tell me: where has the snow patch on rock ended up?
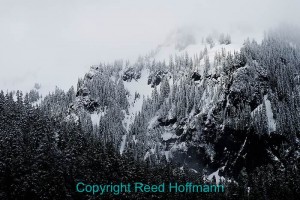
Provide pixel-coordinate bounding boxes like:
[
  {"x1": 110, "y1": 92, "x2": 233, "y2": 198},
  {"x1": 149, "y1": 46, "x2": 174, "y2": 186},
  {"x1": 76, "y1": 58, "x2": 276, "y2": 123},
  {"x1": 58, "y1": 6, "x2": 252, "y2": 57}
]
[
  {"x1": 120, "y1": 134, "x2": 127, "y2": 155},
  {"x1": 90, "y1": 110, "x2": 106, "y2": 126},
  {"x1": 264, "y1": 95, "x2": 276, "y2": 134},
  {"x1": 207, "y1": 169, "x2": 225, "y2": 185}
]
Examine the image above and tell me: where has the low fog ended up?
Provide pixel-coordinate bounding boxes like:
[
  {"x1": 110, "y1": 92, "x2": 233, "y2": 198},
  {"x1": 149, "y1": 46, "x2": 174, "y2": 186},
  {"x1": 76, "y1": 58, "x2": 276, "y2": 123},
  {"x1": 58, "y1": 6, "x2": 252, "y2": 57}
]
[{"x1": 0, "y1": 0, "x2": 299, "y2": 93}]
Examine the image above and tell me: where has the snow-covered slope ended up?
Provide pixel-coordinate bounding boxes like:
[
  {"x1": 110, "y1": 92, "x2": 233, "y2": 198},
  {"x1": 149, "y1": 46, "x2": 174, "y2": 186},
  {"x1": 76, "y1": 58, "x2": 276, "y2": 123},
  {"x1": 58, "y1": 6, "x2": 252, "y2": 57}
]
[
  {"x1": 123, "y1": 69, "x2": 153, "y2": 130},
  {"x1": 57, "y1": 31, "x2": 300, "y2": 182}
]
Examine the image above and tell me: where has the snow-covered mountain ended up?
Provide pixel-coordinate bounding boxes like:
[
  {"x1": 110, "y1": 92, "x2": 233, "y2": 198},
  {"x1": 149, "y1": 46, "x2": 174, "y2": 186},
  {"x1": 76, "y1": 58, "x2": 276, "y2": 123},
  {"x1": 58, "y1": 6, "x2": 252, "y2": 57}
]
[{"x1": 40, "y1": 29, "x2": 300, "y2": 181}]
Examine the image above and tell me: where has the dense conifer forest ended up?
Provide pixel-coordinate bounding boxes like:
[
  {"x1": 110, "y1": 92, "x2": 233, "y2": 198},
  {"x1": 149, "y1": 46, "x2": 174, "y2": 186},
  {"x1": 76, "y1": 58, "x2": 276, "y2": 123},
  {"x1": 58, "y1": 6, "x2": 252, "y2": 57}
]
[{"x1": 1, "y1": 30, "x2": 300, "y2": 199}]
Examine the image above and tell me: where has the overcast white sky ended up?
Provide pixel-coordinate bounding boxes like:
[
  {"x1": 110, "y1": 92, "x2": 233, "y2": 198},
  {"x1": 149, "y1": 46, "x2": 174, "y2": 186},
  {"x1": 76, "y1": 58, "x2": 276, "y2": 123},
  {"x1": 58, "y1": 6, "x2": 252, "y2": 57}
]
[{"x1": 0, "y1": 0, "x2": 299, "y2": 93}]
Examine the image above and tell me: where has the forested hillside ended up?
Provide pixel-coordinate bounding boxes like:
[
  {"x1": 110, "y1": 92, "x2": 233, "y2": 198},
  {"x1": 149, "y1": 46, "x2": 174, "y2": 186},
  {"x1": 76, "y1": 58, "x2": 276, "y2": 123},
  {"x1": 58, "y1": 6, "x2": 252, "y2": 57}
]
[{"x1": 1, "y1": 29, "x2": 300, "y2": 199}]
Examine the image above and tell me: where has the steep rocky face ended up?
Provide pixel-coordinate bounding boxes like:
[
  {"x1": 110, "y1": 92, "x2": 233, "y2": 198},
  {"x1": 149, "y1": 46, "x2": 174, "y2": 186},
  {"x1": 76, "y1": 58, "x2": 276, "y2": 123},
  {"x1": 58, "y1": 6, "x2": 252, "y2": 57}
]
[
  {"x1": 148, "y1": 70, "x2": 168, "y2": 87},
  {"x1": 61, "y1": 33, "x2": 300, "y2": 180},
  {"x1": 125, "y1": 36, "x2": 299, "y2": 180},
  {"x1": 123, "y1": 67, "x2": 141, "y2": 82},
  {"x1": 191, "y1": 72, "x2": 201, "y2": 81}
]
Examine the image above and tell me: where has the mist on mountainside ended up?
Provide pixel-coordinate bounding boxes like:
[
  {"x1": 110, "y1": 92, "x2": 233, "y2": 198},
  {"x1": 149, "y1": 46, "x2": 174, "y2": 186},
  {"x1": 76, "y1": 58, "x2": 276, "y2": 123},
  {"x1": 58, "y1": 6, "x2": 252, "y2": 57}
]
[{"x1": 1, "y1": 0, "x2": 300, "y2": 94}]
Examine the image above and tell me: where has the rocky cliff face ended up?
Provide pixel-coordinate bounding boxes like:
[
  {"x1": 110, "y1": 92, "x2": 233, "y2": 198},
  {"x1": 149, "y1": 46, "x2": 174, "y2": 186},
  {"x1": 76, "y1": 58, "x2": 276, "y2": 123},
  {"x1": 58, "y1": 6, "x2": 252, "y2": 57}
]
[{"x1": 67, "y1": 33, "x2": 300, "y2": 180}]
